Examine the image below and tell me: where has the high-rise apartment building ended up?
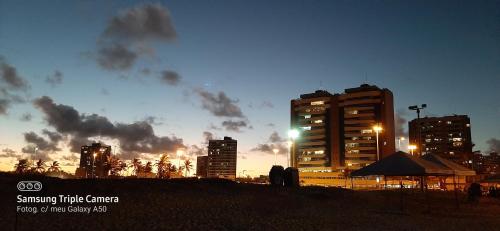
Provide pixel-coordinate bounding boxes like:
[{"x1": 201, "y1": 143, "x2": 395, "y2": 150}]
[
  {"x1": 207, "y1": 136, "x2": 237, "y2": 179},
  {"x1": 75, "y1": 143, "x2": 111, "y2": 178},
  {"x1": 409, "y1": 115, "x2": 472, "y2": 165},
  {"x1": 290, "y1": 84, "x2": 396, "y2": 173},
  {"x1": 196, "y1": 155, "x2": 208, "y2": 178}
]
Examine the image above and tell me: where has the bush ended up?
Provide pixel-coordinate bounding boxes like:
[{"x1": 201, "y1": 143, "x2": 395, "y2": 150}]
[{"x1": 269, "y1": 165, "x2": 285, "y2": 186}]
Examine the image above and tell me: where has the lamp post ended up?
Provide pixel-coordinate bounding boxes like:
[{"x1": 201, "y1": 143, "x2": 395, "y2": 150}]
[
  {"x1": 373, "y1": 125, "x2": 382, "y2": 161},
  {"x1": 92, "y1": 153, "x2": 97, "y2": 178},
  {"x1": 288, "y1": 129, "x2": 299, "y2": 168},
  {"x1": 408, "y1": 145, "x2": 417, "y2": 155},
  {"x1": 398, "y1": 137, "x2": 405, "y2": 151},
  {"x1": 272, "y1": 148, "x2": 279, "y2": 165},
  {"x1": 409, "y1": 104, "x2": 427, "y2": 155}
]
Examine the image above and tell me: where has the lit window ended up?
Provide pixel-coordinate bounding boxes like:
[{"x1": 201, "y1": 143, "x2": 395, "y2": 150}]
[
  {"x1": 466, "y1": 124, "x2": 470, "y2": 127},
  {"x1": 346, "y1": 110, "x2": 358, "y2": 115},
  {"x1": 453, "y1": 142, "x2": 463, "y2": 147},
  {"x1": 446, "y1": 121, "x2": 452, "y2": 125},
  {"x1": 425, "y1": 139, "x2": 431, "y2": 143},
  {"x1": 449, "y1": 152, "x2": 454, "y2": 155},
  {"x1": 304, "y1": 115, "x2": 311, "y2": 119},
  {"x1": 361, "y1": 129, "x2": 372, "y2": 134},
  {"x1": 314, "y1": 150, "x2": 324, "y2": 154},
  {"x1": 311, "y1": 101, "x2": 324, "y2": 105},
  {"x1": 452, "y1": 138, "x2": 462, "y2": 141},
  {"x1": 314, "y1": 120, "x2": 323, "y2": 124},
  {"x1": 302, "y1": 126, "x2": 311, "y2": 130}
]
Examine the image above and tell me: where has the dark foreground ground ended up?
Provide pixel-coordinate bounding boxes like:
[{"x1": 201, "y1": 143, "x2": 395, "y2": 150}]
[{"x1": 0, "y1": 173, "x2": 499, "y2": 231}]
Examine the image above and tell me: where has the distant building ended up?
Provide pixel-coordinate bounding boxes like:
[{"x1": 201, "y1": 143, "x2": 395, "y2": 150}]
[
  {"x1": 409, "y1": 115, "x2": 472, "y2": 166},
  {"x1": 207, "y1": 136, "x2": 237, "y2": 179},
  {"x1": 290, "y1": 84, "x2": 396, "y2": 173},
  {"x1": 196, "y1": 155, "x2": 208, "y2": 178},
  {"x1": 473, "y1": 151, "x2": 499, "y2": 175},
  {"x1": 75, "y1": 143, "x2": 111, "y2": 178}
]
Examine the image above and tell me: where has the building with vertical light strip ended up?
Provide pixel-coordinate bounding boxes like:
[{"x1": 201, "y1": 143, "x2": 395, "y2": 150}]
[
  {"x1": 290, "y1": 84, "x2": 396, "y2": 186},
  {"x1": 207, "y1": 136, "x2": 237, "y2": 180}
]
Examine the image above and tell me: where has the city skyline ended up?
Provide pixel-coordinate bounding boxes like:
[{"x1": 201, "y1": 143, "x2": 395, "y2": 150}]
[{"x1": 1, "y1": 1, "x2": 500, "y2": 176}]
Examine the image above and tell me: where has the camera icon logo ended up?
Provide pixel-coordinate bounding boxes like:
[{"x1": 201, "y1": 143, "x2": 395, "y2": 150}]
[{"x1": 17, "y1": 181, "x2": 42, "y2": 191}]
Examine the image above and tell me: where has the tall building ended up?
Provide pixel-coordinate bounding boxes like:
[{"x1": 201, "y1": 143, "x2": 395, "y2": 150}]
[
  {"x1": 290, "y1": 84, "x2": 396, "y2": 174},
  {"x1": 409, "y1": 115, "x2": 472, "y2": 166},
  {"x1": 472, "y1": 151, "x2": 498, "y2": 175},
  {"x1": 207, "y1": 136, "x2": 237, "y2": 179},
  {"x1": 75, "y1": 143, "x2": 111, "y2": 178},
  {"x1": 196, "y1": 155, "x2": 208, "y2": 178}
]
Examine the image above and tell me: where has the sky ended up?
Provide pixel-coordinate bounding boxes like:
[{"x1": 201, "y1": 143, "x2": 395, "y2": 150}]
[{"x1": 1, "y1": 0, "x2": 499, "y2": 176}]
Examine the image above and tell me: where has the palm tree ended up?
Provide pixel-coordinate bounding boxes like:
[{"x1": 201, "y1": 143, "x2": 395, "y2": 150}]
[
  {"x1": 34, "y1": 159, "x2": 46, "y2": 174},
  {"x1": 14, "y1": 159, "x2": 30, "y2": 174},
  {"x1": 107, "y1": 156, "x2": 126, "y2": 176},
  {"x1": 132, "y1": 158, "x2": 142, "y2": 176},
  {"x1": 183, "y1": 159, "x2": 193, "y2": 177},
  {"x1": 165, "y1": 163, "x2": 177, "y2": 179},
  {"x1": 177, "y1": 166, "x2": 184, "y2": 177},
  {"x1": 155, "y1": 154, "x2": 170, "y2": 179},
  {"x1": 47, "y1": 161, "x2": 61, "y2": 173},
  {"x1": 144, "y1": 161, "x2": 153, "y2": 173}
]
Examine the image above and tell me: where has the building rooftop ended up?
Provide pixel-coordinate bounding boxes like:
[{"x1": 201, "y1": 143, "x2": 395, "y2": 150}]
[
  {"x1": 344, "y1": 84, "x2": 382, "y2": 93},
  {"x1": 299, "y1": 90, "x2": 334, "y2": 99}
]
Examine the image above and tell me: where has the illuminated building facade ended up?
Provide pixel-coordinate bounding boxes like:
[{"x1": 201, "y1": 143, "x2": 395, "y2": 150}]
[
  {"x1": 207, "y1": 137, "x2": 237, "y2": 179},
  {"x1": 76, "y1": 143, "x2": 111, "y2": 178},
  {"x1": 196, "y1": 155, "x2": 208, "y2": 178},
  {"x1": 290, "y1": 84, "x2": 396, "y2": 175},
  {"x1": 409, "y1": 115, "x2": 472, "y2": 166}
]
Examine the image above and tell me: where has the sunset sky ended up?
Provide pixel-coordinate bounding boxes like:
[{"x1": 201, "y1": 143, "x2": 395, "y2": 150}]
[{"x1": 1, "y1": 0, "x2": 499, "y2": 176}]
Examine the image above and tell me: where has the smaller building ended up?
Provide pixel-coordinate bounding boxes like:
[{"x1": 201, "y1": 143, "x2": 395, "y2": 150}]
[
  {"x1": 473, "y1": 151, "x2": 499, "y2": 175},
  {"x1": 196, "y1": 155, "x2": 208, "y2": 178},
  {"x1": 207, "y1": 136, "x2": 237, "y2": 179},
  {"x1": 76, "y1": 143, "x2": 111, "y2": 178}
]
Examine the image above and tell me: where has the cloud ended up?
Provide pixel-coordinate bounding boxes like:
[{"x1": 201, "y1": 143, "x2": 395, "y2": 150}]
[
  {"x1": 0, "y1": 58, "x2": 29, "y2": 114},
  {"x1": 22, "y1": 131, "x2": 61, "y2": 153},
  {"x1": 101, "y1": 88, "x2": 109, "y2": 95},
  {"x1": 143, "y1": 116, "x2": 163, "y2": 125},
  {"x1": 486, "y1": 138, "x2": 500, "y2": 153},
  {"x1": 32, "y1": 96, "x2": 185, "y2": 159},
  {"x1": 251, "y1": 131, "x2": 288, "y2": 155},
  {"x1": 188, "y1": 144, "x2": 205, "y2": 156},
  {"x1": 203, "y1": 131, "x2": 215, "y2": 143},
  {"x1": 266, "y1": 123, "x2": 275, "y2": 127},
  {"x1": 45, "y1": 70, "x2": 63, "y2": 87},
  {"x1": 96, "y1": 3, "x2": 177, "y2": 71},
  {"x1": 195, "y1": 89, "x2": 244, "y2": 118},
  {"x1": 159, "y1": 70, "x2": 181, "y2": 86},
  {"x1": 103, "y1": 3, "x2": 176, "y2": 43},
  {"x1": 395, "y1": 109, "x2": 408, "y2": 137},
  {"x1": 19, "y1": 112, "x2": 32, "y2": 122},
  {"x1": 0, "y1": 58, "x2": 29, "y2": 90},
  {"x1": 260, "y1": 101, "x2": 274, "y2": 108},
  {"x1": 97, "y1": 44, "x2": 138, "y2": 70},
  {"x1": 0, "y1": 148, "x2": 19, "y2": 158},
  {"x1": 221, "y1": 120, "x2": 248, "y2": 132}
]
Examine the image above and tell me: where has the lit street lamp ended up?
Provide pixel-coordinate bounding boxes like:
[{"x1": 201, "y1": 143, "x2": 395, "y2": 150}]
[
  {"x1": 93, "y1": 152, "x2": 97, "y2": 178},
  {"x1": 398, "y1": 137, "x2": 405, "y2": 151},
  {"x1": 288, "y1": 129, "x2": 299, "y2": 167},
  {"x1": 373, "y1": 125, "x2": 382, "y2": 161},
  {"x1": 408, "y1": 145, "x2": 417, "y2": 155},
  {"x1": 409, "y1": 104, "x2": 427, "y2": 155}
]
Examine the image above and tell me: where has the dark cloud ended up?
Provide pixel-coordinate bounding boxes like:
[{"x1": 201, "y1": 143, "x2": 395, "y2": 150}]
[
  {"x1": 487, "y1": 138, "x2": 500, "y2": 153},
  {"x1": 251, "y1": 131, "x2": 288, "y2": 155},
  {"x1": 0, "y1": 148, "x2": 19, "y2": 158},
  {"x1": 97, "y1": 44, "x2": 138, "y2": 71},
  {"x1": 143, "y1": 116, "x2": 163, "y2": 125},
  {"x1": 96, "y1": 3, "x2": 176, "y2": 71},
  {"x1": 101, "y1": 88, "x2": 109, "y2": 95},
  {"x1": 22, "y1": 131, "x2": 61, "y2": 153},
  {"x1": 260, "y1": 101, "x2": 274, "y2": 108},
  {"x1": 188, "y1": 144, "x2": 205, "y2": 156},
  {"x1": 140, "y1": 68, "x2": 151, "y2": 75},
  {"x1": 160, "y1": 70, "x2": 181, "y2": 86},
  {"x1": 266, "y1": 123, "x2": 275, "y2": 127},
  {"x1": 33, "y1": 96, "x2": 185, "y2": 159},
  {"x1": 195, "y1": 89, "x2": 244, "y2": 118},
  {"x1": 208, "y1": 123, "x2": 221, "y2": 130},
  {"x1": 45, "y1": 70, "x2": 63, "y2": 87},
  {"x1": 203, "y1": 131, "x2": 215, "y2": 143},
  {"x1": 19, "y1": 112, "x2": 32, "y2": 122},
  {"x1": 395, "y1": 109, "x2": 408, "y2": 137},
  {"x1": 0, "y1": 59, "x2": 29, "y2": 115},
  {"x1": 42, "y1": 129, "x2": 64, "y2": 144},
  {"x1": 221, "y1": 120, "x2": 248, "y2": 132},
  {"x1": 0, "y1": 58, "x2": 29, "y2": 90},
  {"x1": 62, "y1": 153, "x2": 79, "y2": 163},
  {"x1": 103, "y1": 3, "x2": 176, "y2": 43}
]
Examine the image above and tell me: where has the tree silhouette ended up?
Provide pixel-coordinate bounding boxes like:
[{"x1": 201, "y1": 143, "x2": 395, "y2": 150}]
[
  {"x1": 14, "y1": 159, "x2": 31, "y2": 174},
  {"x1": 108, "y1": 156, "x2": 126, "y2": 176},
  {"x1": 144, "y1": 161, "x2": 153, "y2": 173},
  {"x1": 183, "y1": 159, "x2": 193, "y2": 177},
  {"x1": 132, "y1": 158, "x2": 143, "y2": 176},
  {"x1": 47, "y1": 161, "x2": 61, "y2": 173},
  {"x1": 34, "y1": 159, "x2": 46, "y2": 174},
  {"x1": 155, "y1": 154, "x2": 169, "y2": 179}
]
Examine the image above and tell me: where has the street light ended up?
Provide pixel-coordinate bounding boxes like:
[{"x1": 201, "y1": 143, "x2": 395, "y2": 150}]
[
  {"x1": 398, "y1": 137, "x2": 405, "y2": 151},
  {"x1": 272, "y1": 148, "x2": 279, "y2": 165},
  {"x1": 373, "y1": 125, "x2": 382, "y2": 161},
  {"x1": 288, "y1": 129, "x2": 300, "y2": 167},
  {"x1": 408, "y1": 145, "x2": 417, "y2": 155},
  {"x1": 409, "y1": 104, "x2": 427, "y2": 155},
  {"x1": 93, "y1": 152, "x2": 97, "y2": 178}
]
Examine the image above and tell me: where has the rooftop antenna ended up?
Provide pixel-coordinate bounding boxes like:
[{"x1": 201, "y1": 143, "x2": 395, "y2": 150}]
[{"x1": 364, "y1": 72, "x2": 368, "y2": 84}]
